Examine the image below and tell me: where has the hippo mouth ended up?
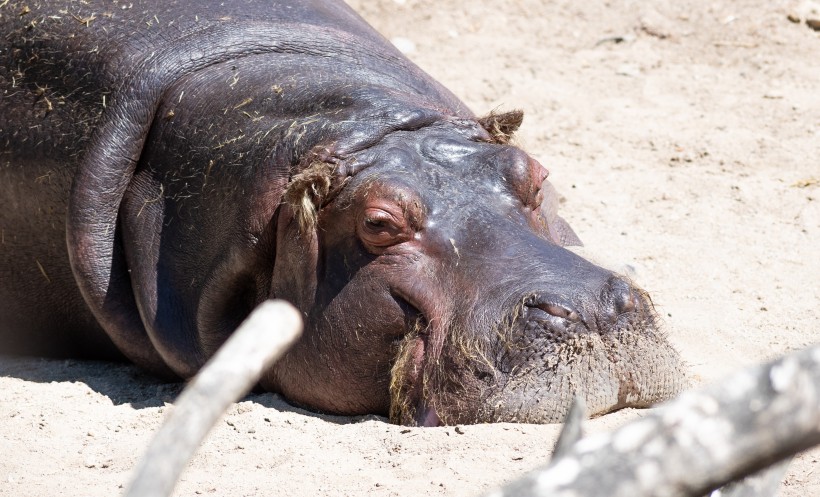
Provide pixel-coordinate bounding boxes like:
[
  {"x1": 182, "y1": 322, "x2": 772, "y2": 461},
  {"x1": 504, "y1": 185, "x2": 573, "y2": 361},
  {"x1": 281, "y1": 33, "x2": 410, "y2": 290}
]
[
  {"x1": 389, "y1": 287, "x2": 686, "y2": 426},
  {"x1": 482, "y1": 291, "x2": 684, "y2": 423}
]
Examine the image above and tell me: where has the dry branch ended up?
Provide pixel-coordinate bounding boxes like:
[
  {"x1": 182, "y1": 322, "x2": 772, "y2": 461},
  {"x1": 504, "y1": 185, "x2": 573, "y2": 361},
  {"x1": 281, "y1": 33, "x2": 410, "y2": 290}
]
[
  {"x1": 718, "y1": 459, "x2": 792, "y2": 497},
  {"x1": 551, "y1": 397, "x2": 586, "y2": 460},
  {"x1": 124, "y1": 300, "x2": 303, "y2": 497},
  {"x1": 487, "y1": 344, "x2": 820, "y2": 497}
]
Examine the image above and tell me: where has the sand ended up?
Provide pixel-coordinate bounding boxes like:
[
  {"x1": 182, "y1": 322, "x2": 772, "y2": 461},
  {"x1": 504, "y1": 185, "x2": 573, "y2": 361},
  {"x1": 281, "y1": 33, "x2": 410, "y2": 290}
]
[{"x1": 1, "y1": 0, "x2": 818, "y2": 495}]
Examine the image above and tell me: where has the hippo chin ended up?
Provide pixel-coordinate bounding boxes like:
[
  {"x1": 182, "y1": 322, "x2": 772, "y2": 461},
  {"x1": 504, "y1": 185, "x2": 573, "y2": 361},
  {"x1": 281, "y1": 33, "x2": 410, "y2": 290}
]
[{"x1": 0, "y1": 0, "x2": 685, "y2": 426}]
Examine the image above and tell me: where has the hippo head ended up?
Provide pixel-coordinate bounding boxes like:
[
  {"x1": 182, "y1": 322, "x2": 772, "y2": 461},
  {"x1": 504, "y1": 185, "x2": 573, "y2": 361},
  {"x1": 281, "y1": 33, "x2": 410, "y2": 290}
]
[{"x1": 261, "y1": 115, "x2": 685, "y2": 426}]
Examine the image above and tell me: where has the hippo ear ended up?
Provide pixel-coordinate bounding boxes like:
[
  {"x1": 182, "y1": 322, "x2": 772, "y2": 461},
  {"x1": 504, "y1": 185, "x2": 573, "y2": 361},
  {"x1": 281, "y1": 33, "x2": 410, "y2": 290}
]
[
  {"x1": 271, "y1": 203, "x2": 320, "y2": 312},
  {"x1": 540, "y1": 179, "x2": 584, "y2": 247},
  {"x1": 550, "y1": 216, "x2": 584, "y2": 247},
  {"x1": 282, "y1": 161, "x2": 337, "y2": 233},
  {"x1": 477, "y1": 109, "x2": 524, "y2": 144}
]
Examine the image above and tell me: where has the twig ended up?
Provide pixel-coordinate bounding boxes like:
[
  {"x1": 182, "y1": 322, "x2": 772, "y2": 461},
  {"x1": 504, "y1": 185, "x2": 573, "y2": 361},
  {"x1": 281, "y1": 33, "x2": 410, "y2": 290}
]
[
  {"x1": 487, "y1": 344, "x2": 820, "y2": 497},
  {"x1": 551, "y1": 397, "x2": 585, "y2": 460},
  {"x1": 124, "y1": 300, "x2": 302, "y2": 497}
]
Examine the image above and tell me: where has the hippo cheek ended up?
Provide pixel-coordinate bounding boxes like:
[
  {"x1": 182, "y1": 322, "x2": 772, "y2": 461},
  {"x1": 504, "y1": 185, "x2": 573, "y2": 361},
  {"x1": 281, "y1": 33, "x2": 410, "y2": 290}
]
[{"x1": 263, "y1": 253, "x2": 428, "y2": 417}]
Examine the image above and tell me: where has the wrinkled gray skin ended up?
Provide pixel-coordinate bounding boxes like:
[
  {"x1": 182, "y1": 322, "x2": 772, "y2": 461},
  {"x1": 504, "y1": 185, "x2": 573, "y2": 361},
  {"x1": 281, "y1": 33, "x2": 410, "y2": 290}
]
[{"x1": 0, "y1": 0, "x2": 685, "y2": 425}]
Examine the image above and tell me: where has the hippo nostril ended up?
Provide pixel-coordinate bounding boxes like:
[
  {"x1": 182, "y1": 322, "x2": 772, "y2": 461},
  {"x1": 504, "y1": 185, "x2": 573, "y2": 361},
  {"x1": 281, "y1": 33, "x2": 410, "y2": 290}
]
[
  {"x1": 607, "y1": 277, "x2": 640, "y2": 316},
  {"x1": 613, "y1": 290, "x2": 635, "y2": 314},
  {"x1": 535, "y1": 303, "x2": 581, "y2": 323}
]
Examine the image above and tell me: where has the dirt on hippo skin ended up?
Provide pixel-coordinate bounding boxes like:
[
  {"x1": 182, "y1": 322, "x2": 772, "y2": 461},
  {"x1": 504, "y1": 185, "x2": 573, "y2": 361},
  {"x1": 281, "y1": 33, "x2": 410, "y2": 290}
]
[{"x1": 1, "y1": 0, "x2": 819, "y2": 495}]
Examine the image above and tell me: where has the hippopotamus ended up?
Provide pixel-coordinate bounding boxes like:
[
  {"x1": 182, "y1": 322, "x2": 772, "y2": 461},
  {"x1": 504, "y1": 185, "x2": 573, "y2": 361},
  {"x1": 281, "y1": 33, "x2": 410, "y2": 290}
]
[{"x1": 0, "y1": 0, "x2": 685, "y2": 426}]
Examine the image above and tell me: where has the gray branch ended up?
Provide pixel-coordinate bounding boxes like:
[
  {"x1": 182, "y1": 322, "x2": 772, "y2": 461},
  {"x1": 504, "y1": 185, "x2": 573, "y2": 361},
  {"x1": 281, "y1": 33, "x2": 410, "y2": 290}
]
[
  {"x1": 717, "y1": 459, "x2": 792, "y2": 497},
  {"x1": 124, "y1": 300, "x2": 303, "y2": 497},
  {"x1": 487, "y1": 344, "x2": 820, "y2": 497},
  {"x1": 551, "y1": 397, "x2": 586, "y2": 460}
]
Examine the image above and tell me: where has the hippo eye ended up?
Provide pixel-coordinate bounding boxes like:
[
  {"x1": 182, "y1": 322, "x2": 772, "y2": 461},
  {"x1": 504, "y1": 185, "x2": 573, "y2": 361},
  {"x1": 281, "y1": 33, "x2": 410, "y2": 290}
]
[
  {"x1": 359, "y1": 207, "x2": 409, "y2": 250},
  {"x1": 365, "y1": 217, "x2": 387, "y2": 229}
]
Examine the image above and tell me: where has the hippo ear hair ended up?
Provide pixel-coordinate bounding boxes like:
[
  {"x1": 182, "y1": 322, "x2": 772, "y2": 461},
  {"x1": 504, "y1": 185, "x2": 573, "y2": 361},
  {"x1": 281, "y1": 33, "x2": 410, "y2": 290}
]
[
  {"x1": 283, "y1": 161, "x2": 337, "y2": 232},
  {"x1": 477, "y1": 109, "x2": 524, "y2": 144}
]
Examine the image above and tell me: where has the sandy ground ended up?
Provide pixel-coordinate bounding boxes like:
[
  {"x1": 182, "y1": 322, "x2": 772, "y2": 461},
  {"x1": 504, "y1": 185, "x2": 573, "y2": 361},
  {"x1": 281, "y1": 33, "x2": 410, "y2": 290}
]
[{"x1": 1, "y1": 0, "x2": 819, "y2": 495}]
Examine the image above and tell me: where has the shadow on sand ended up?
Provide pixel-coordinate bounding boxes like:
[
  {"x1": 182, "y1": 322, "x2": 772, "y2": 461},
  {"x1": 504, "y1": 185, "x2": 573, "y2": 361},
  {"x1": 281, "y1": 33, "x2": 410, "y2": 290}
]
[{"x1": 0, "y1": 355, "x2": 387, "y2": 425}]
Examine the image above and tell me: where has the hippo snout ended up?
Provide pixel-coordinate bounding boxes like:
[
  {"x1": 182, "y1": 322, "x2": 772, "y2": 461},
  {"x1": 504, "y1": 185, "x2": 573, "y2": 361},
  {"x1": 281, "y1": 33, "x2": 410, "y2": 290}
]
[{"x1": 473, "y1": 271, "x2": 683, "y2": 425}]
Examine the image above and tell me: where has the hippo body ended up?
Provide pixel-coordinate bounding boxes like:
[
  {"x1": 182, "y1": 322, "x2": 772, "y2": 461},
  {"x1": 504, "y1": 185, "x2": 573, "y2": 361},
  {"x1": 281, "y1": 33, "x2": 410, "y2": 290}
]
[{"x1": 0, "y1": 0, "x2": 684, "y2": 425}]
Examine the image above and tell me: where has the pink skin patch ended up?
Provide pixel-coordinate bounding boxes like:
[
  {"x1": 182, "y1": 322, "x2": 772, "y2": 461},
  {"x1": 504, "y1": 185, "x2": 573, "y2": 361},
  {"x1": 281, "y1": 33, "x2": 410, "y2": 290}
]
[
  {"x1": 416, "y1": 403, "x2": 441, "y2": 427},
  {"x1": 402, "y1": 325, "x2": 443, "y2": 427}
]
